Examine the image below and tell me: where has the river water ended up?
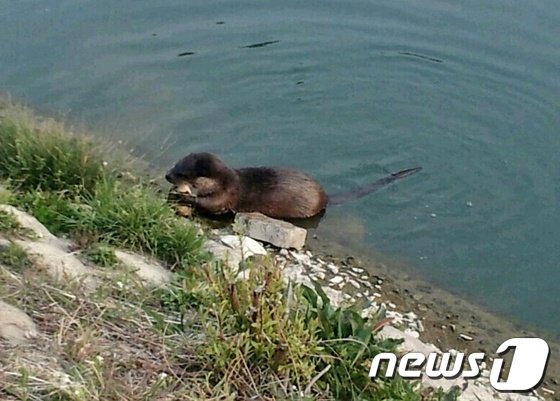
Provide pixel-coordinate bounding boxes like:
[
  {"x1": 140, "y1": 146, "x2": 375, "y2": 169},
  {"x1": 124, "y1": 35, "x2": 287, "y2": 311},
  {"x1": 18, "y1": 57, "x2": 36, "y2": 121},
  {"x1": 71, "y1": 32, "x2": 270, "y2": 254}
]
[{"x1": 1, "y1": 0, "x2": 559, "y2": 334}]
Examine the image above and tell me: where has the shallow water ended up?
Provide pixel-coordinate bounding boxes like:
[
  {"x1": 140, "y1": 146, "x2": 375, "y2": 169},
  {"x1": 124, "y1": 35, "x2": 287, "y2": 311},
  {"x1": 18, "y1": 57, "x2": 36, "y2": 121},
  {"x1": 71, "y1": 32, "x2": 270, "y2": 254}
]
[{"x1": 1, "y1": 0, "x2": 559, "y2": 334}]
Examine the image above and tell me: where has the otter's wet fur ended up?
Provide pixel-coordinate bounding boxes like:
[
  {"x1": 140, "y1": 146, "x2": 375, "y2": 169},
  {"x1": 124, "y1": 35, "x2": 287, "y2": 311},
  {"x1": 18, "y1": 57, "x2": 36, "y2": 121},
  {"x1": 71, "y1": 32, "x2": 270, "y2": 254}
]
[
  {"x1": 165, "y1": 152, "x2": 327, "y2": 219},
  {"x1": 165, "y1": 152, "x2": 422, "y2": 220}
]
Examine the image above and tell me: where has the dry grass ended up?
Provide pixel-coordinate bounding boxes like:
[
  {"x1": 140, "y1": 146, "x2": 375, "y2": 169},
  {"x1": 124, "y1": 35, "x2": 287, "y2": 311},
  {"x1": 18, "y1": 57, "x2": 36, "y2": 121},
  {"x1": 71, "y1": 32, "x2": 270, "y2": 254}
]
[{"x1": 0, "y1": 266, "x2": 216, "y2": 401}]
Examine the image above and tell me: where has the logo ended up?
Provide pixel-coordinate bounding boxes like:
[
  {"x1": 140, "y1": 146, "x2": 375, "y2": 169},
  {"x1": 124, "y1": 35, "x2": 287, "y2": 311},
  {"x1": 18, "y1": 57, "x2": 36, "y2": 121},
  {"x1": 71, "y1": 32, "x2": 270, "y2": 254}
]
[{"x1": 368, "y1": 337, "x2": 550, "y2": 391}]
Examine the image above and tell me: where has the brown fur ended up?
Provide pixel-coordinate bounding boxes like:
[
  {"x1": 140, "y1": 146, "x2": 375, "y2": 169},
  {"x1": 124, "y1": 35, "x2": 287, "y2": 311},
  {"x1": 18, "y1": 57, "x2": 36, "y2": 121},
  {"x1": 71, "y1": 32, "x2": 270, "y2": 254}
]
[{"x1": 165, "y1": 152, "x2": 328, "y2": 219}]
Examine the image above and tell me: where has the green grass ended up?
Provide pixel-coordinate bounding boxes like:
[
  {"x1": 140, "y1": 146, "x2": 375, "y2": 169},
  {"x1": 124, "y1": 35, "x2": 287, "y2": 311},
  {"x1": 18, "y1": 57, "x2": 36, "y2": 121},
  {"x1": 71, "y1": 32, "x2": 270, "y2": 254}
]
[
  {"x1": 0, "y1": 100, "x2": 459, "y2": 400},
  {"x1": 0, "y1": 210, "x2": 22, "y2": 234},
  {"x1": 83, "y1": 243, "x2": 119, "y2": 267},
  {"x1": 163, "y1": 257, "x2": 455, "y2": 400},
  {"x1": 0, "y1": 242, "x2": 29, "y2": 271},
  {"x1": 0, "y1": 108, "x2": 104, "y2": 197},
  {"x1": 1, "y1": 101, "x2": 203, "y2": 269}
]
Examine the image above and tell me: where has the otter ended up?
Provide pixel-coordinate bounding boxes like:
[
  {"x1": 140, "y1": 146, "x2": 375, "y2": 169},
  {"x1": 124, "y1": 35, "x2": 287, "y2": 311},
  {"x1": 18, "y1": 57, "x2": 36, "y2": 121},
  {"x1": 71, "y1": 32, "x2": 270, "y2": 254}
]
[{"x1": 165, "y1": 152, "x2": 421, "y2": 220}]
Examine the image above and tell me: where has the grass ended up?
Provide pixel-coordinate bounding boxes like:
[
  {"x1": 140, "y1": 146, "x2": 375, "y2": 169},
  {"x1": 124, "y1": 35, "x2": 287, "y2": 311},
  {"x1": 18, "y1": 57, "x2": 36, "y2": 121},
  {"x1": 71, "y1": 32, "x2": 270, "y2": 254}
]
[
  {"x1": 0, "y1": 242, "x2": 30, "y2": 272},
  {"x1": 0, "y1": 107, "x2": 104, "y2": 197},
  {"x1": 0, "y1": 100, "x2": 459, "y2": 400},
  {"x1": 0, "y1": 101, "x2": 203, "y2": 270}
]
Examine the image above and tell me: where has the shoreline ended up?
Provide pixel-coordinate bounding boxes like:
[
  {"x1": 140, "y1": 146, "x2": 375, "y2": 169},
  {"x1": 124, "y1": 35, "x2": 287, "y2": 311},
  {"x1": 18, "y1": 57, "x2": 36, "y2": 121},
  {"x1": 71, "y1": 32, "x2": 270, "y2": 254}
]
[
  {"x1": 304, "y1": 233, "x2": 560, "y2": 399},
  {"x1": 1, "y1": 99, "x2": 557, "y2": 399}
]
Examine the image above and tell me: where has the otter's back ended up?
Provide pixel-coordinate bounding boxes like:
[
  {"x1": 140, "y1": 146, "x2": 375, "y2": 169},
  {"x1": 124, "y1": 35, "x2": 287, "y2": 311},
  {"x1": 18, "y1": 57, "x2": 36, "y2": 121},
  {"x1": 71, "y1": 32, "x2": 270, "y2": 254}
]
[{"x1": 235, "y1": 167, "x2": 327, "y2": 219}]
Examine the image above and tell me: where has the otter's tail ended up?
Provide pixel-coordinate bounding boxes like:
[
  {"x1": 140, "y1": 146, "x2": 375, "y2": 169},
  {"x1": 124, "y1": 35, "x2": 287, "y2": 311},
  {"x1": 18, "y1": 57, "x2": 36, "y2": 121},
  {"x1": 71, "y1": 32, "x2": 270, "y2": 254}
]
[{"x1": 328, "y1": 166, "x2": 422, "y2": 206}]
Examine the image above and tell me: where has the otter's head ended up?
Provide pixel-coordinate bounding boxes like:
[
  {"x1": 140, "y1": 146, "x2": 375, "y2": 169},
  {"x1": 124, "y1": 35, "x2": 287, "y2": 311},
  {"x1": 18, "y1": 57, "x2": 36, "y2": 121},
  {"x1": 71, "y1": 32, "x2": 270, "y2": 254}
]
[{"x1": 165, "y1": 152, "x2": 234, "y2": 195}]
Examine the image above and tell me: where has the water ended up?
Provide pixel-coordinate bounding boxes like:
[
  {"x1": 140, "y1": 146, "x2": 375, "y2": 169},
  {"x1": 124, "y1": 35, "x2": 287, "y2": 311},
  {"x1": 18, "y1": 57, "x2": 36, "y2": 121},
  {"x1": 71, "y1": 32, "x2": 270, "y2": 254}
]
[{"x1": 1, "y1": 0, "x2": 559, "y2": 334}]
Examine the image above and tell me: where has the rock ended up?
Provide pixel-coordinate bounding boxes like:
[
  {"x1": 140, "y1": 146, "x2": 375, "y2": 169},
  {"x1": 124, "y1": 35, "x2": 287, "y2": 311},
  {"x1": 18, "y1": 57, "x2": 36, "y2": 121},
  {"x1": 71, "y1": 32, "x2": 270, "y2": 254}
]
[
  {"x1": 313, "y1": 271, "x2": 326, "y2": 280},
  {"x1": 321, "y1": 286, "x2": 345, "y2": 307},
  {"x1": 0, "y1": 205, "x2": 65, "y2": 247},
  {"x1": 203, "y1": 235, "x2": 267, "y2": 271},
  {"x1": 404, "y1": 329, "x2": 420, "y2": 339},
  {"x1": 378, "y1": 326, "x2": 464, "y2": 392},
  {"x1": 0, "y1": 300, "x2": 38, "y2": 344},
  {"x1": 329, "y1": 276, "x2": 344, "y2": 285},
  {"x1": 14, "y1": 239, "x2": 96, "y2": 289},
  {"x1": 0, "y1": 235, "x2": 10, "y2": 250},
  {"x1": 114, "y1": 250, "x2": 172, "y2": 286},
  {"x1": 459, "y1": 333, "x2": 474, "y2": 341},
  {"x1": 282, "y1": 263, "x2": 313, "y2": 288},
  {"x1": 289, "y1": 250, "x2": 311, "y2": 265},
  {"x1": 348, "y1": 279, "x2": 360, "y2": 289},
  {"x1": 219, "y1": 235, "x2": 267, "y2": 257},
  {"x1": 327, "y1": 263, "x2": 339, "y2": 275},
  {"x1": 233, "y1": 212, "x2": 307, "y2": 249}
]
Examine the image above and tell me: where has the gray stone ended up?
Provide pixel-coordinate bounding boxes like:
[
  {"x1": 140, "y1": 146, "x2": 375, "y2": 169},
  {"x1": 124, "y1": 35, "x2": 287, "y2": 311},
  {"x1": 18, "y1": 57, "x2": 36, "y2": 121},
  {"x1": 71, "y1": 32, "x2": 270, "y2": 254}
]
[
  {"x1": 233, "y1": 212, "x2": 307, "y2": 249},
  {"x1": 327, "y1": 263, "x2": 339, "y2": 275},
  {"x1": 14, "y1": 239, "x2": 96, "y2": 289},
  {"x1": 219, "y1": 235, "x2": 267, "y2": 257},
  {"x1": 348, "y1": 279, "x2": 361, "y2": 289},
  {"x1": 202, "y1": 239, "x2": 242, "y2": 270},
  {"x1": 282, "y1": 263, "x2": 313, "y2": 288},
  {"x1": 0, "y1": 205, "x2": 61, "y2": 245},
  {"x1": 0, "y1": 235, "x2": 10, "y2": 250},
  {"x1": 321, "y1": 286, "x2": 345, "y2": 307},
  {"x1": 114, "y1": 250, "x2": 172, "y2": 286},
  {"x1": 202, "y1": 235, "x2": 268, "y2": 271},
  {"x1": 0, "y1": 300, "x2": 38, "y2": 344}
]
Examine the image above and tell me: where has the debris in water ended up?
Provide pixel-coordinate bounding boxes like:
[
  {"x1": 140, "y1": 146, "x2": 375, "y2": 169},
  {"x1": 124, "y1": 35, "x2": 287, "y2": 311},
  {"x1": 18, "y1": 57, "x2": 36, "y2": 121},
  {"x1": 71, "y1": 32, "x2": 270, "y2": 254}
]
[
  {"x1": 399, "y1": 51, "x2": 443, "y2": 63},
  {"x1": 242, "y1": 40, "x2": 280, "y2": 49}
]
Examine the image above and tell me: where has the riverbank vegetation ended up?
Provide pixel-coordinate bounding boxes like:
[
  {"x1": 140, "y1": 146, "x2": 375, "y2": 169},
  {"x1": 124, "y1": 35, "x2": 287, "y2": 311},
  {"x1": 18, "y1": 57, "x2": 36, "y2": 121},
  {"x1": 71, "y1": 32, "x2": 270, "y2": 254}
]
[{"x1": 0, "y1": 100, "x2": 457, "y2": 400}]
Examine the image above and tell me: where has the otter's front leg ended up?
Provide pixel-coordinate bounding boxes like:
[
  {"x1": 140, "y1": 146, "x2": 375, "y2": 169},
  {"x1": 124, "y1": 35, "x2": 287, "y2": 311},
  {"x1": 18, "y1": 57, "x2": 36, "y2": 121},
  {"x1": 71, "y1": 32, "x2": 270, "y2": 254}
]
[{"x1": 194, "y1": 194, "x2": 231, "y2": 214}]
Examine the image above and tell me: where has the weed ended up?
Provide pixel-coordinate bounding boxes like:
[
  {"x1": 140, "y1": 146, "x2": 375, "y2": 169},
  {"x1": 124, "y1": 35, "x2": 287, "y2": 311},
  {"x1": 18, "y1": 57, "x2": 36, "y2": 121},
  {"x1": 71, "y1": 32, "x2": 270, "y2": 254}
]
[
  {"x1": 0, "y1": 115, "x2": 104, "y2": 197},
  {"x1": 0, "y1": 242, "x2": 29, "y2": 271},
  {"x1": 83, "y1": 243, "x2": 118, "y2": 267}
]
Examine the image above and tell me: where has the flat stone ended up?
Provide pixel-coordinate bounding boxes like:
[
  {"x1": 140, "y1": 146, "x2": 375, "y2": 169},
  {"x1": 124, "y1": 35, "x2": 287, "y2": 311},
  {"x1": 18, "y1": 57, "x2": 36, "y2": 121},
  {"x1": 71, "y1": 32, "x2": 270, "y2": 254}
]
[
  {"x1": 327, "y1": 264, "x2": 339, "y2": 275},
  {"x1": 0, "y1": 300, "x2": 38, "y2": 344},
  {"x1": 233, "y1": 212, "x2": 307, "y2": 250},
  {"x1": 0, "y1": 205, "x2": 60, "y2": 244},
  {"x1": 282, "y1": 263, "x2": 312, "y2": 288},
  {"x1": 404, "y1": 328, "x2": 420, "y2": 339},
  {"x1": 329, "y1": 276, "x2": 344, "y2": 285},
  {"x1": 203, "y1": 235, "x2": 268, "y2": 271},
  {"x1": 321, "y1": 286, "x2": 344, "y2": 307},
  {"x1": 114, "y1": 250, "x2": 172, "y2": 286},
  {"x1": 0, "y1": 236, "x2": 10, "y2": 250},
  {"x1": 14, "y1": 239, "x2": 96, "y2": 289},
  {"x1": 219, "y1": 235, "x2": 267, "y2": 257},
  {"x1": 348, "y1": 279, "x2": 361, "y2": 289},
  {"x1": 313, "y1": 271, "x2": 326, "y2": 280},
  {"x1": 202, "y1": 240, "x2": 242, "y2": 270}
]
